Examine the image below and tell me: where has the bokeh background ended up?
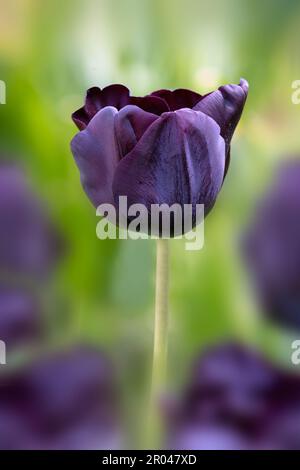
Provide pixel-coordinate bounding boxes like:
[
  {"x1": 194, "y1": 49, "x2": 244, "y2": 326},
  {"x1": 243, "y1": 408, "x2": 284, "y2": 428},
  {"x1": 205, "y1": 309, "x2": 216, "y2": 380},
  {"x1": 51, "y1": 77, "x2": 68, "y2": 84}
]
[{"x1": 1, "y1": 0, "x2": 300, "y2": 449}]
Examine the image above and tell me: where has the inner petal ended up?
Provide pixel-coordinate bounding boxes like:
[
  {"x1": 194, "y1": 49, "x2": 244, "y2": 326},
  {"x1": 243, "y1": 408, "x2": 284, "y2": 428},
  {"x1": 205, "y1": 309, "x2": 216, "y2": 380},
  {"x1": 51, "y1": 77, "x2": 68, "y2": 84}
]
[
  {"x1": 72, "y1": 85, "x2": 130, "y2": 130},
  {"x1": 130, "y1": 95, "x2": 170, "y2": 115},
  {"x1": 151, "y1": 88, "x2": 202, "y2": 111}
]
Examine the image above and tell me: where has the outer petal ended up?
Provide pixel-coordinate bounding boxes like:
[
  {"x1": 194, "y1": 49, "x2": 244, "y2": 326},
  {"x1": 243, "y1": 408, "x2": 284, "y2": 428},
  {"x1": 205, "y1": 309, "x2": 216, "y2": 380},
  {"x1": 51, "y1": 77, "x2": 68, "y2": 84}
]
[
  {"x1": 194, "y1": 79, "x2": 248, "y2": 172},
  {"x1": 70, "y1": 107, "x2": 120, "y2": 207},
  {"x1": 115, "y1": 105, "x2": 158, "y2": 158},
  {"x1": 113, "y1": 109, "x2": 225, "y2": 232}
]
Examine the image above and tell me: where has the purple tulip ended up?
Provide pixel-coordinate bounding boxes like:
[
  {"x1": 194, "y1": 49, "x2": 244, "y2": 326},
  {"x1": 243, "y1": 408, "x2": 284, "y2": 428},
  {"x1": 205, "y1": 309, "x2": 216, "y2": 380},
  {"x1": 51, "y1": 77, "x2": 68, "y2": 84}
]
[
  {"x1": 0, "y1": 164, "x2": 61, "y2": 279},
  {"x1": 167, "y1": 343, "x2": 300, "y2": 450},
  {"x1": 243, "y1": 159, "x2": 300, "y2": 330},
  {"x1": 0, "y1": 286, "x2": 39, "y2": 348},
  {"x1": 71, "y1": 81, "x2": 248, "y2": 233},
  {"x1": 0, "y1": 346, "x2": 121, "y2": 450}
]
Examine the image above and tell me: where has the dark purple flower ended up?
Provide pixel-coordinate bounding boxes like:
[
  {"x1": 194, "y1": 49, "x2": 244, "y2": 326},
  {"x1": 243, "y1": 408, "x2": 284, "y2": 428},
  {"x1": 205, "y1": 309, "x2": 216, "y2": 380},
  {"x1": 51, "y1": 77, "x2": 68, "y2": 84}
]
[
  {"x1": 0, "y1": 164, "x2": 62, "y2": 279},
  {"x1": 167, "y1": 343, "x2": 300, "y2": 450},
  {"x1": 0, "y1": 285, "x2": 40, "y2": 348},
  {"x1": 243, "y1": 159, "x2": 300, "y2": 330},
  {"x1": 0, "y1": 346, "x2": 121, "y2": 450},
  {"x1": 71, "y1": 81, "x2": 248, "y2": 233}
]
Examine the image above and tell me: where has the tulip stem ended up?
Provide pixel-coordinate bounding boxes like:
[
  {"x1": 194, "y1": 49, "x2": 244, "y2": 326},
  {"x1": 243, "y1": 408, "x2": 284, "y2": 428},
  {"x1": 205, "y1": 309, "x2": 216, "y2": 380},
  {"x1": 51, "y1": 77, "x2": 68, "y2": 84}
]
[
  {"x1": 153, "y1": 238, "x2": 169, "y2": 391},
  {"x1": 148, "y1": 238, "x2": 170, "y2": 447}
]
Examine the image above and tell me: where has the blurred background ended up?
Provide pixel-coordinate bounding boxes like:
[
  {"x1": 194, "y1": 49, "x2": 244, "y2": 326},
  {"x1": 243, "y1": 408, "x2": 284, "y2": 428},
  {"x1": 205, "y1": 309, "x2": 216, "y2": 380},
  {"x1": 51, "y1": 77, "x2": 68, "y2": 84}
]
[{"x1": 1, "y1": 0, "x2": 300, "y2": 450}]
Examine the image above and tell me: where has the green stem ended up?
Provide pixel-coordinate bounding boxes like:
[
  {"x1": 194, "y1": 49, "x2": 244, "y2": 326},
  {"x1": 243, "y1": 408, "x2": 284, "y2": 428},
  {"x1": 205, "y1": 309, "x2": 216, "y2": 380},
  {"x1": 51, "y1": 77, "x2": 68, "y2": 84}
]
[
  {"x1": 147, "y1": 238, "x2": 169, "y2": 447},
  {"x1": 152, "y1": 238, "x2": 169, "y2": 390}
]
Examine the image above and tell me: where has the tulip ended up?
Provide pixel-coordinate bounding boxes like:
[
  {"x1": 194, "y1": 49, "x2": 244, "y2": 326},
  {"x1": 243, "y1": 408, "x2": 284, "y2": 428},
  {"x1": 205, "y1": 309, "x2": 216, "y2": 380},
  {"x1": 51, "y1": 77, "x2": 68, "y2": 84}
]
[
  {"x1": 168, "y1": 343, "x2": 300, "y2": 450},
  {"x1": 71, "y1": 80, "x2": 248, "y2": 232},
  {"x1": 0, "y1": 163, "x2": 64, "y2": 352},
  {"x1": 0, "y1": 164, "x2": 61, "y2": 280},
  {"x1": 0, "y1": 346, "x2": 121, "y2": 450},
  {"x1": 243, "y1": 159, "x2": 300, "y2": 330},
  {"x1": 70, "y1": 80, "x2": 248, "y2": 446}
]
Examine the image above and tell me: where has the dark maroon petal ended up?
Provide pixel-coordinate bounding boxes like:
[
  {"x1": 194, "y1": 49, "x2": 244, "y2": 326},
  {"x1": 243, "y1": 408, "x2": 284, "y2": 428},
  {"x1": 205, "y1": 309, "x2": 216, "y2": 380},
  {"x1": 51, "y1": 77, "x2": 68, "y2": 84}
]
[
  {"x1": 100, "y1": 84, "x2": 130, "y2": 109},
  {"x1": 70, "y1": 107, "x2": 120, "y2": 207},
  {"x1": 115, "y1": 105, "x2": 158, "y2": 158},
  {"x1": 113, "y1": 109, "x2": 225, "y2": 229},
  {"x1": 72, "y1": 108, "x2": 90, "y2": 131},
  {"x1": 72, "y1": 85, "x2": 130, "y2": 130},
  {"x1": 130, "y1": 95, "x2": 170, "y2": 115},
  {"x1": 194, "y1": 79, "x2": 248, "y2": 173},
  {"x1": 84, "y1": 87, "x2": 105, "y2": 118},
  {"x1": 151, "y1": 88, "x2": 202, "y2": 111}
]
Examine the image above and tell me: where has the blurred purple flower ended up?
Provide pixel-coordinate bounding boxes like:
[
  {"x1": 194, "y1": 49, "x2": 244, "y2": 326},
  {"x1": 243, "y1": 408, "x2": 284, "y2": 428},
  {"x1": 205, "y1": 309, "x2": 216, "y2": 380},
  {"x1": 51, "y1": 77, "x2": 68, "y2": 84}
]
[
  {"x1": 243, "y1": 159, "x2": 300, "y2": 330},
  {"x1": 168, "y1": 343, "x2": 300, "y2": 450},
  {"x1": 0, "y1": 346, "x2": 121, "y2": 450},
  {"x1": 0, "y1": 164, "x2": 62, "y2": 279},
  {"x1": 71, "y1": 81, "x2": 248, "y2": 232},
  {"x1": 0, "y1": 286, "x2": 39, "y2": 348}
]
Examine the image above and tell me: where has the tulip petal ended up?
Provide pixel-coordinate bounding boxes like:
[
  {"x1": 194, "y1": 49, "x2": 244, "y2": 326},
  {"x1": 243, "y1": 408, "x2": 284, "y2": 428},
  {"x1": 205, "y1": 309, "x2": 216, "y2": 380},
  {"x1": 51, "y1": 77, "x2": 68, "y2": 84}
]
[
  {"x1": 72, "y1": 85, "x2": 130, "y2": 130},
  {"x1": 194, "y1": 79, "x2": 248, "y2": 172},
  {"x1": 151, "y1": 88, "x2": 202, "y2": 111},
  {"x1": 100, "y1": 84, "x2": 130, "y2": 108},
  {"x1": 130, "y1": 95, "x2": 170, "y2": 115},
  {"x1": 115, "y1": 105, "x2": 158, "y2": 158},
  {"x1": 113, "y1": 109, "x2": 225, "y2": 224},
  {"x1": 71, "y1": 107, "x2": 120, "y2": 207}
]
